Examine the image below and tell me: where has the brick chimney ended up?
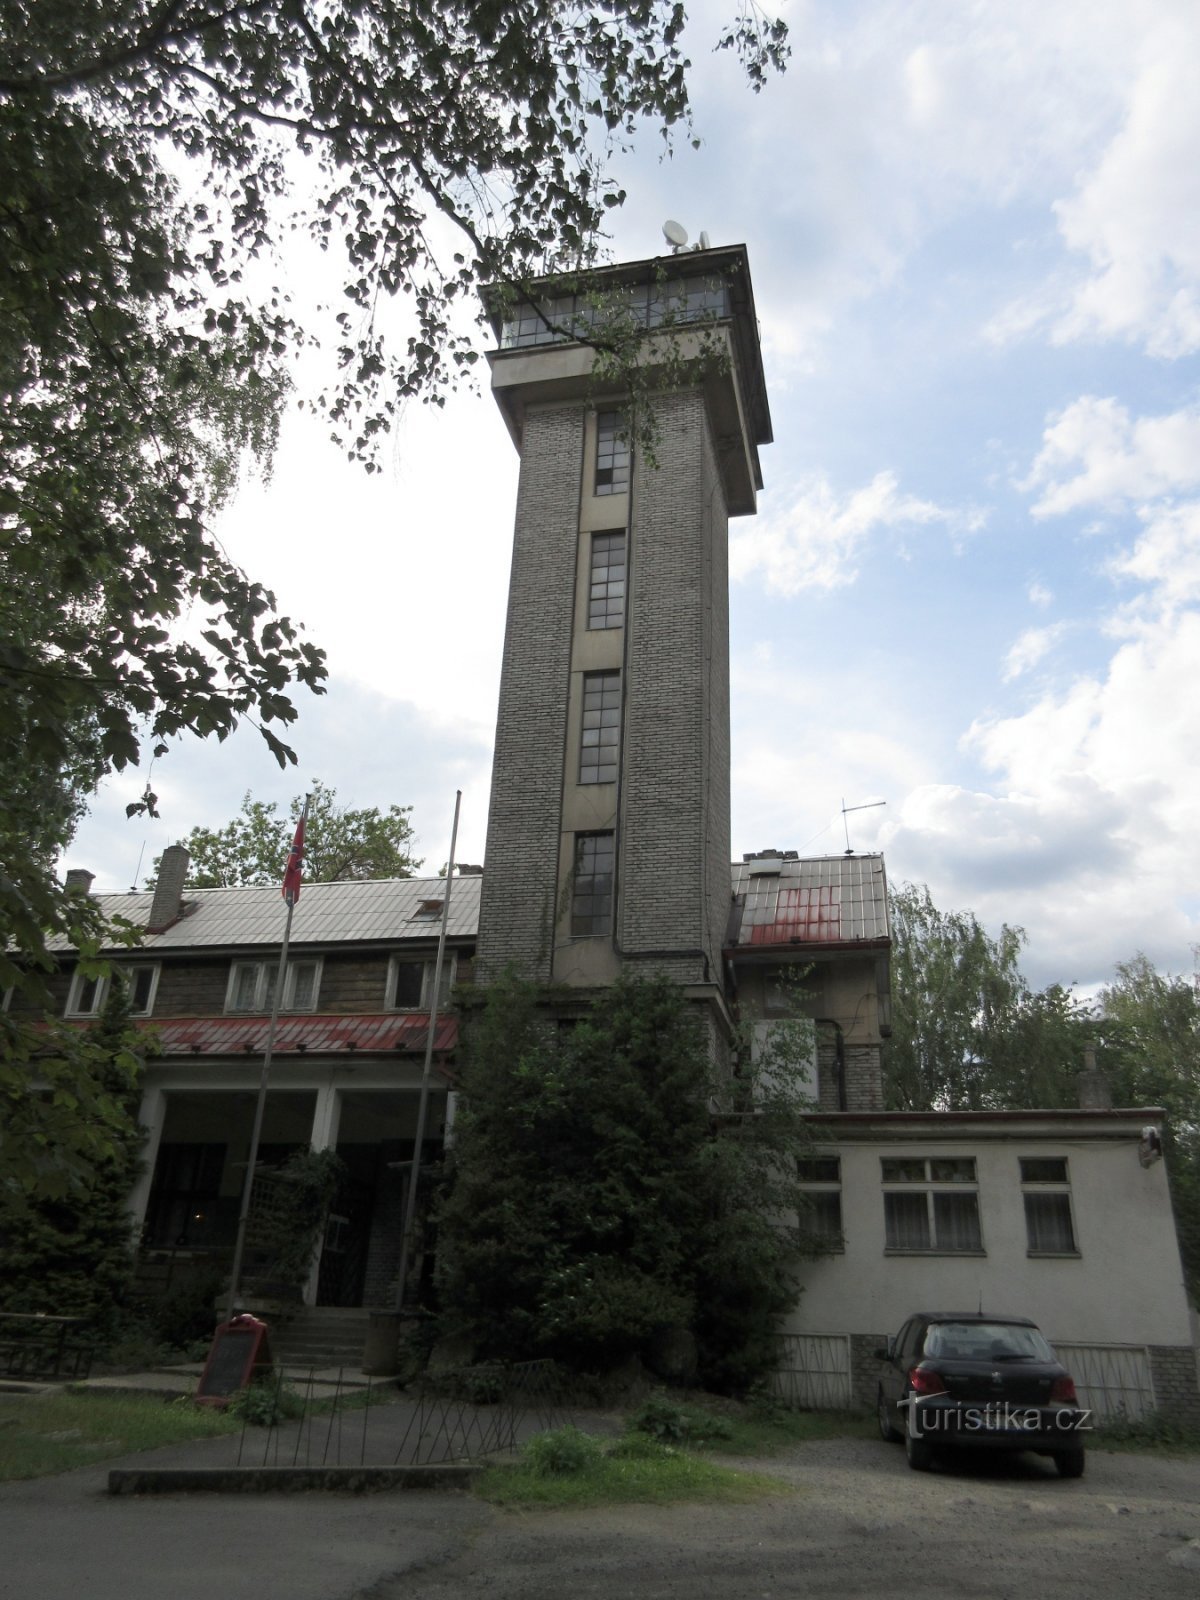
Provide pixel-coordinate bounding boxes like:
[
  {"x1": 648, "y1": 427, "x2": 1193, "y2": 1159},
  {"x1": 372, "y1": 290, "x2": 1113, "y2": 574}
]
[
  {"x1": 147, "y1": 844, "x2": 190, "y2": 933},
  {"x1": 1077, "y1": 1043, "x2": 1112, "y2": 1110},
  {"x1": 64, "y1": 868, "x2": 95, "y2": 895}
]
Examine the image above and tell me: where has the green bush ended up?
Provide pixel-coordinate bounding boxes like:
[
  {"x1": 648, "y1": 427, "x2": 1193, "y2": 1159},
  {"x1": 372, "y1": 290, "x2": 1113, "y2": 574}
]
[
  {"x1": 629, "y1": 1393, "x2": 733, "y2": 1446},
  {"x1": 436, "y1": 973, "x2": 816, "y2": 1386},
  {"x1": 606, "y1": 1432, "x2": 674, "y2": 1461},
  {"x1": 0, "y1": 982, "x2": 145, "y2": 1336},
  {"x1": 226, "y1": 1379, "x2": 305, "y2": 1427},
  {"x1": 522, "y1": 1426, "x2": 601, "y2": 1478},
  {"x1": 144, "y1": 1270, "x2": 223, "y2": 1350}
]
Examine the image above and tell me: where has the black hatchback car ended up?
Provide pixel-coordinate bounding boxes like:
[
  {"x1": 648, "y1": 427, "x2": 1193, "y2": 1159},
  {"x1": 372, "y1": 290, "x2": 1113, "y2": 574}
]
[{"x1": 875, "y1": 1312, "x2": 1087, "y2": 1476}]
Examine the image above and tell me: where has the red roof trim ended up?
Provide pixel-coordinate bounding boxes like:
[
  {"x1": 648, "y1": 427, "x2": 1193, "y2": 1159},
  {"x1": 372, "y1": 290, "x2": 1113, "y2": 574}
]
[{"x1": 146, "y1": 1012, "x2": 458, "y2": 1057}]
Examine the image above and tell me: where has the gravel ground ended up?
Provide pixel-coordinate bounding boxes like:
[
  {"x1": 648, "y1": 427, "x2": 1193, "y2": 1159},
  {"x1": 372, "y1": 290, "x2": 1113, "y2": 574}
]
[
  {"x1": 370, "y1": 1436, "x2": 1200, "y2": 1600},
  {"x1": 3, "y1": 1423, "x2": 1198, "y2": 1600}
]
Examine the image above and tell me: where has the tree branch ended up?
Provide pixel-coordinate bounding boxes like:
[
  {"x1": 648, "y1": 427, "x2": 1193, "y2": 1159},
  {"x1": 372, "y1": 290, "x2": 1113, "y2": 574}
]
[{"x1": 0, "y1": 0, "x2": 274, "y2": 96}]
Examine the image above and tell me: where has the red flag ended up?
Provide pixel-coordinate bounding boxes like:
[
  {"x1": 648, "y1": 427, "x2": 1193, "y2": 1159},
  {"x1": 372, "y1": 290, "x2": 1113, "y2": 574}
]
[{"x1": 282, "y1": 815, "x2": 305, "y2": 906}]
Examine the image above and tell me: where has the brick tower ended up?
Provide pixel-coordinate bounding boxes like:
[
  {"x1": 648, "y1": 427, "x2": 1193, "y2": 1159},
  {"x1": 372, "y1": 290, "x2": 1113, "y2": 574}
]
[{"x1": 475, "y1": 245, "x2": 772, "y2": 1047}]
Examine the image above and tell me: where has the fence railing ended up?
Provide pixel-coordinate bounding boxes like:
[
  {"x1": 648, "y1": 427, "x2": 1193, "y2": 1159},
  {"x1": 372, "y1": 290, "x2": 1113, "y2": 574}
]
[
  {"x1": 770, "y1": 1331, "x2": 1161, "y2": 1423},
  {"x1": 0, "y1": 1313, "x2": 94, "y2": 1381},
  {"x1": 232, "y1": 1359, "x2": 572, "y2": 1468}
]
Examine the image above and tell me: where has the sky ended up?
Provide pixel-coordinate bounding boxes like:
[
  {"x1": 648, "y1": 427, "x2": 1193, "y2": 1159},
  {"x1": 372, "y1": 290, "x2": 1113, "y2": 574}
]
[{"x1": 68, "y1": 0, "x2": 1200, "y2": 993}]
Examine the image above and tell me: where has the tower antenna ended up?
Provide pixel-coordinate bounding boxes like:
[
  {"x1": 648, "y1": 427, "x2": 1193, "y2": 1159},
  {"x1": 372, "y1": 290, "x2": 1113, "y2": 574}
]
[{"x1": 841, "y1": 797, "x2": 886, "y2": 854}]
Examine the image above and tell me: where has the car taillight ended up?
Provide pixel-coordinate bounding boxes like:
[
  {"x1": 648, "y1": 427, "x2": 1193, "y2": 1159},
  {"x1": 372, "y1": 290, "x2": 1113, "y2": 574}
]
[
  {"x1": 1050, "y1": 1375, "x2": 1078, "y2": 1404},
  {"x1": 908, "y1": 1366, "x2": 945, "y2": 1396}
]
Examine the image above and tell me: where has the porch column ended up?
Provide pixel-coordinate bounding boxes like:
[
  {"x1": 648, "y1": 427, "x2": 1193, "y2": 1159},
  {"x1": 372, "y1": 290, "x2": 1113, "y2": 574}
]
[
  {"x1": 126, "y1": 1084, "x2": 166, "y2": 1231},
  {"x1": 310, "y1": 1081, "x2": 343, "y2": 1152},
  {"x1": 303, "y1": 1080, "x2": 343, "y2": 1306}
]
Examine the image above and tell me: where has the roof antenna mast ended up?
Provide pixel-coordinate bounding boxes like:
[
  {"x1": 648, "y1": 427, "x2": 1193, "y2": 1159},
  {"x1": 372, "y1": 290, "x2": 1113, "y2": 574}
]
[{"x1": 841, "y1": 797, "x2": 886, "y2": 855}]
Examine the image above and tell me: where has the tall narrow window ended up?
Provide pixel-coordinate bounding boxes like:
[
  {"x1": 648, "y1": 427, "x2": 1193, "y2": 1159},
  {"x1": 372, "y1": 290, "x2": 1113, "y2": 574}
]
[
  {"x1": 588, "y1": 531, "x2": 626, "y2": 629},
  {"x1": 798, "y1": 1155, "x2": 843, "y2": 1250},
  {"x1": 594, "y1": 411, "x2": 630, "y2": 495},
  {"x1": 571, "y1": 833, "x2": 614, "y2": 936},
  {"x1": 579, "y1": 671, "x2": 620, "y2": 784},
  {"x1": 1020, "y1": 1157, "x2": 1077, "y2": 1254}
]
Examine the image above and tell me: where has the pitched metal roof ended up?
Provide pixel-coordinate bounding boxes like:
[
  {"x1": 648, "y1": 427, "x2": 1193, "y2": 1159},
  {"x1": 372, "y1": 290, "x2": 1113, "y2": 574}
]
[
  {"x1": 148, "y1": 1012, "x2": 457, "y2": 1056},
  {"x1": 50, "y1": 875, "x2": 482, "y2": 953},
  {"x1": 728, "y1": 853, "x2": 889, "y2": 950}
]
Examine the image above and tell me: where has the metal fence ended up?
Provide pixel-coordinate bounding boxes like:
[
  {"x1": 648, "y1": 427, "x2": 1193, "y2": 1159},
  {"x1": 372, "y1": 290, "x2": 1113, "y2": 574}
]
[
  {"x1": 769, "y1": 1333, "x2": 852, "y2": 1410},
  {"x1": 0, "y1": 1313, "x2": 94, "y2": 1381},
  {"x1": 1053, "y1": 1343, "x2": 1156, "y2": 1422},
  {"x1": 233, "y1": 1359, "x2": 572, "y2": 1468}
]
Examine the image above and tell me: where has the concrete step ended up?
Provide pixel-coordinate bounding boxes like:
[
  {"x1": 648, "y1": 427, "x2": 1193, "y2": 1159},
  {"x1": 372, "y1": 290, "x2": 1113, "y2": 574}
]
[{"x1": 269, "y1": 1308, "x2": 370, "y2": 1371}]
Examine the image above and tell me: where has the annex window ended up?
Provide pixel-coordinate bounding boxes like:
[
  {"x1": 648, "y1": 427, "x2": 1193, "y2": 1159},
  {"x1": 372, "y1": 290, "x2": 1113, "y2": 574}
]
[
  {"x1": 411, "y1": 899, "x2": 444, "y2": 922},
  {"x1": 1020, "y1": 1156, "x2": 1077, "y2": 1254},
  {"x1": 571, "y1": 832, "x2": 614, "y2": 937},
  {"x1": 594, "y1": 411, "x2": 630, "y2": 495},
  {"x1": 388, "y1": 954, "x2": 455, "y2": 1011},
  {"x1": 579, "y1": 670, "x2": 621, "y2": 784},
  {"x1": 226, "y1": 959, "x2": 320, "y2": 1014},
  {"x1": 798, "y1": 1154, "x2": 843, "y2": 1250},
  {"x1": 588, "y1": 531, "x2": 626, "y2": 630},
  {"x1": 66, "y1": 963, "x2": 159, "y2": 1018},
  {"x1": 882, "y1": 1156, "x2": 982, "y2": 1253}
]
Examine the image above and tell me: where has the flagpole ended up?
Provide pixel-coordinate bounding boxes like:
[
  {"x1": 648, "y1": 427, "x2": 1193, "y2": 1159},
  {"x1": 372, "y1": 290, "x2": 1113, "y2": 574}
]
[
  {"x1": 393, "y1": 788, "x2": 461, "y2": 1314},
  {"x1": 225, "y1": 794, "x2": 311, "y2": 1324}
]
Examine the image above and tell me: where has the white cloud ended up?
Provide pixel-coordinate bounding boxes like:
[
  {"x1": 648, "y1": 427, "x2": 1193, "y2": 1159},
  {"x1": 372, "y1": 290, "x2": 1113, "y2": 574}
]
[
  {"x1": 882, "y1": 777, "x2": 1133, "y2": 894},
  {"x1": 1051, "y1": 17, "x2": 1200, "y2": 356},
  {"x1": 730, "y1": 471, "x2": 979, "y2": 595},
  {"x1": 1028, "y1": 581, "x2": 1054, "y2": 607},
  {"x1": 1002, "y1": 623, "x2": 1067, "y2": 682},
  {"x1": 943, "y1": 610, "x2": 1200, "y2": 981},
  {"x1": 1109, "y1": 501, "x2": 1200, "y2": 612},
  {"x1": 1020, "y1": 397, "x2": 1200, "y2": 517},
  {"x1": 211, "y1": 391, "x2": 516, "y2": 742}
]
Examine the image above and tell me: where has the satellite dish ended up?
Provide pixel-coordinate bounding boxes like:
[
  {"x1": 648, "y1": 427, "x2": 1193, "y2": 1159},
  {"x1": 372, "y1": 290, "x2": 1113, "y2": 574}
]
[
  {"x1": 698, "y1": 231, "x2": 711, "y2": 250},
  {"x1": 662, "y1": 219, "x2": 688, "y2": 250}
]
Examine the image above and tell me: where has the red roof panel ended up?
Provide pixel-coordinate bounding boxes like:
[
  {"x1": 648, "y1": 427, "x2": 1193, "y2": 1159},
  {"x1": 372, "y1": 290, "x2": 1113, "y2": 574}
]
[{"x1": 748, "y1": 885, "x2": 843, "y2": 946}]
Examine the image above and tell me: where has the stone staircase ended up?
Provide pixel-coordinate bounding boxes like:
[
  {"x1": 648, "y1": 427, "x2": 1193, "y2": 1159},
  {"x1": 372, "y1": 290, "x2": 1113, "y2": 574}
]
[{"x1": 267, "y1": 1306, "x2": 371, "y2": 1373}]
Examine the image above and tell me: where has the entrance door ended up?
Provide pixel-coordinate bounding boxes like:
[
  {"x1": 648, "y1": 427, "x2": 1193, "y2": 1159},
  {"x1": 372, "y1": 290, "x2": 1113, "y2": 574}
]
[{"x1": 316, "y1": 1175, "x2": 374, "y2": 1306}]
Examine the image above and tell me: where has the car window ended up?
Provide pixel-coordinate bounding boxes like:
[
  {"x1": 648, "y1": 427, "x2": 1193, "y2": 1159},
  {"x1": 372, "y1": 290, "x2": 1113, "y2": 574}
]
[{"x1": 922, "y1": 1321, "x2": 1054, "y2": 1361}]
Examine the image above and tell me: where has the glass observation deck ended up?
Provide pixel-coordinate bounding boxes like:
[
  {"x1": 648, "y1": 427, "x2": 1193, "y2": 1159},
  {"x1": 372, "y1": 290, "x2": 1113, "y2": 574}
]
[{"x1": 498, "y1": 271, "x2": 730, "y2": 350}]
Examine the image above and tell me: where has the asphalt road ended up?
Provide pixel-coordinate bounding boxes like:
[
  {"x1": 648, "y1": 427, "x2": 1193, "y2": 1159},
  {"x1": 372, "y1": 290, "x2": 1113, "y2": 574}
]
[{"x1": 3, "y1": 1432, "x2": 1200, "y2": 1600}]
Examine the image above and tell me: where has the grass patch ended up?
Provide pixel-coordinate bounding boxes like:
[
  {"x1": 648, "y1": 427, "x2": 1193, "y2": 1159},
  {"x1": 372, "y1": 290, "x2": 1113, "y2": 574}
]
[
  {"x1": 702, "y1": 1406, "x2": 877, "y2": 1454},
  {"x1": 0, "y1": 1390, "x2": 239, "y2": 1481},
  {"x1": 1090, "y1": 1412, "x2": 1200, "y2": 1455},
  {"x1": 476, "y1": 1427, "x2": 791, "y2": 1509},
  {"x1": 626, "y1": 1391, "x2": 875, "y2": 1456}
]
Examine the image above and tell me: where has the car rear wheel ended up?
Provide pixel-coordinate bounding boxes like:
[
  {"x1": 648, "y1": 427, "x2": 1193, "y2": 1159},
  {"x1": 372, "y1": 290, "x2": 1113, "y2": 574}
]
[
  {"x1": 1055, "y1": 1448, "x2": 1085, "y2": 1479},
  {"x1": 878, "y1": 1388, "x2": 902, "y2": 1442},
  {"x1": 905, "y1": 1426, "x2": 933, "y2": 1471}
]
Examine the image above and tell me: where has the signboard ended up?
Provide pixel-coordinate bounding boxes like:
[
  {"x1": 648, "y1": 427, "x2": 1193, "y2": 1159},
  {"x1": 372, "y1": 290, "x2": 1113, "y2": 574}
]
[{"x1": 195, "y1": 1314, "x2": 272, "y2": 1406}]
